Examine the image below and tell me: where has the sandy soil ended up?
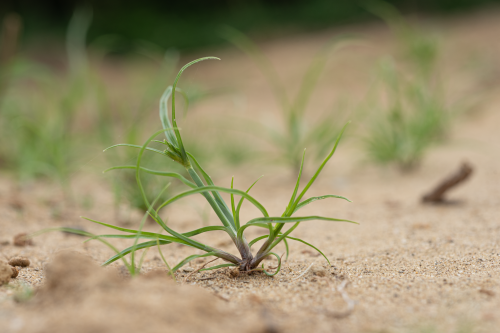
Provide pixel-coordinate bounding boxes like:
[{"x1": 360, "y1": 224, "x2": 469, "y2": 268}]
[{"x1": 1, "y1": 9, "x2": 500, "y2": 333}]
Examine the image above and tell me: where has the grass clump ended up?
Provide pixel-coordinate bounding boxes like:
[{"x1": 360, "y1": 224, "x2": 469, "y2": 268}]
[
  {"x1": 85, "y1": 57, "x2": 356, "y2": 275},
  {"x1": 362, "y1": 1, "x2": 450, "y2": 171}
]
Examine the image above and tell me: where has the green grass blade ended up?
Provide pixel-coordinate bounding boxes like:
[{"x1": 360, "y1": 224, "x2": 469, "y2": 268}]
[
  {"x1": 148, "y1": 213, "x2": 215, "y2": 252},
  {"x1": 172, "y1": 252, "x2": 216, "y2": 272},
  {"x1": 83, "y1": 226, "x2": 226, "y2": 244},
  {"x1": 235, "y1": 175, "x2": 263, "y2": 229},
  {"x1": 285, "y1": 149, "x2": 306, "y2": 215},
  {"x1": 103, "y1": 165, "x2": 196, "y2": 188},
  {"x1": 171, "y1": 57, "x2": 220, "y2": 163},
  {"x1": 187, "y1": 152, "x2": 234, "y2": 226},
  {"x1": 84, "y1": 234, "x2": 170, "y2": 241},
  {"x1": 293, "y1": 194, "x2": 351, "y2": 213},
  {"x1": 231, "y1": 177, "x2": 236, "y2": 227},
  {"x1": 103, "y1": 240, "x2": 171, "y2": 266},
  {"x1": 290, "y1": 122, "x2": 349, "y2": 213},
  {"x1": 103, "y1": 143, "x2": 165, "y2": 156},
  {"x1": 137, "y1": 247, "x2": 150, "y2": 273},
  {"x1": 159, "y1": 86, "x2": 179, "y2": 146},
  {"x1": 186, "y1": 167, "x2": 235, "y2": 235},
  {"x1": 283, "y1": 237, "x2": 290, "y2": 261},
  {"x1": 157, "y1": 237, "x2": 176, "y2": 281},
  {"x1": 239, "y1": 215, "x2": 356, "y2": 240},
  {"x1": 82, "y1": 217, "x2": 170, "y2": 238},
  {"x1": 247, "y1": 215, "x2": 357, "y2": 225},
  {"x1": 268, "y1": 222, "x2": 300, "y2": 253},
  {"x1": 248, "y1": 235, "x2": 268, "y2": 247},
  {"x1": 249, "y1": 234, "x2": 288, "y2": 261},
  {"x1": 131, "y1": 183, "x2": 170, "y2": 274},
  {"x1": 133, "y1": 130, "x2": 214, "y2": 250},
  {"x1": 157, "y1": 185, "x2": 269, "y2": 219},
  {"x1": 285, "y1": 236, "x2": 330, "y2": 265},
  {"x1": 182, "y1": 225, "x2": 228, "y2": 237},
  {"x1": 261, "y1": 252, "x2": 282, "y2": 276}
]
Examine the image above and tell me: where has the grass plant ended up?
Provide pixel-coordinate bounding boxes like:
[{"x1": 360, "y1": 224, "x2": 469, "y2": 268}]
[
  {"x1": 362, "y1": 1, "x2": 450, "y2": 171},
  {"x1": 84, "y1": 57, "x2": 356, "y2": 275},
  {"x1": 221, "y1": 27, "x2": 352, "y2": 171}
]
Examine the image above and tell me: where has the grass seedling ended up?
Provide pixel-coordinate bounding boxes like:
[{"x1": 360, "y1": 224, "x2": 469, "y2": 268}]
[
  {"x1": 221, "y1": 27, "x2": 352, "y2": 172},
  {"x1": 84, "y1": 57, "x2": 356, "y2": 275},
  {"x1": 362, "y1": 1, "x2": 450, "y2": 171}
]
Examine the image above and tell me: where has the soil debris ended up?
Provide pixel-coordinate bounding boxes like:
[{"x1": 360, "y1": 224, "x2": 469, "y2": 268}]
[
  {"x1": 8, "y1": 256, "x2": 30, "y2": 267},
  {"x1": 13, "y1": 233, "x2": 33, "y2": 246},
  {"x1": 422, "y1": 162, "x2": 473, "y2": 203},
  {"x1": 10, "y1": 266, "x2": 19, "y2": 278},
  {"x1": 479, "y1": 289, "x2": 495, "y2": 297},
  {"x1": 301, "y1": 249, "x2": 321, "y2": 257},
  {"x1": 8, "y1": 196, "x2": 24, "y2": 211},
  {"x1": 0, "y1": 261, "x2": 12, "y2": 284},
  {"x1": 311, "y1": 265, "x2": 327, "y2": 277},
  {"x1": 229, "y1": 267, "x2": 240, "y2": 278},
  {"x1": 17, "y1": 251, "x2": 264, "y2": 333}
]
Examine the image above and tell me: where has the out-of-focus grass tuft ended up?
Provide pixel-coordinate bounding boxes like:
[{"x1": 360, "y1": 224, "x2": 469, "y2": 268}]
[
  {"x1": 361, "y1": 1, "x2": 451, "y2": 171},
  {"x1": 221, "y1": 27, "x2": 353, "y2": 172}
]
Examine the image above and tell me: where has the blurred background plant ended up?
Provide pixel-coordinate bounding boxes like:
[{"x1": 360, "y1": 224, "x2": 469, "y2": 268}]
[
  {"x1": 0, "y1": 0, "x2": 497, "y2": 200},
  {"x1": 0, "y1": 12, "x2": 81, "y2": 190},
  {"x1": 222, "y1": 27, "x2": 352, "y2": 172},
  {"x1": 361, "y1": 1, "x2": 452, "y2": 171},
  {"x1": 0, "y1": 7, "x2": 216, "y2": 218}
]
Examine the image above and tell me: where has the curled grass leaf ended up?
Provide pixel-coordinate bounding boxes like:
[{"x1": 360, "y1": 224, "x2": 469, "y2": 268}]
[{"x1": 261, "y1": 252, "x2": 282, "y2": 276}]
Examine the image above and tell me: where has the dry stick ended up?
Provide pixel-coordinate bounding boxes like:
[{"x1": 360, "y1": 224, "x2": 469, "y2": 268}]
[
  {"x1": 184, "y1": 257, "x2": 219, "y2": 283},
  {"x1": 292, "y1": 263, "x2": 315, "y2": 281},
  {"x1": 422, "y1": 162, "x2": 473, "y2": 203},
  {"x1": 198, "y1": 276, "x2": 217, "y2": 281}
]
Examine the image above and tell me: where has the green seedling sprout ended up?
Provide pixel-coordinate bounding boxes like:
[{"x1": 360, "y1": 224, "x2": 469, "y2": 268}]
[{"x1": 85, "y1": 57, "x2": 356, "y2": 276}]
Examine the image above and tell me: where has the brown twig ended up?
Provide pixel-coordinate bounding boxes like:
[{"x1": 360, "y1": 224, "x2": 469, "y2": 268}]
[
  {"x1": 184, "y1": 258, "x2": 219, "y2": 283},
  {"x1": 198, "y1": 276, "x2": 217, "y2": 281},
  {"x1": 422, "y1": 162, "x2": 473, "y2": 204}
]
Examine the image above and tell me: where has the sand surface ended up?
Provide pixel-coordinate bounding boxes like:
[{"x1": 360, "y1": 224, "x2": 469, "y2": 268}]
[{"x1": 1, "y1": 9, "x2": 500, "y2": 333}]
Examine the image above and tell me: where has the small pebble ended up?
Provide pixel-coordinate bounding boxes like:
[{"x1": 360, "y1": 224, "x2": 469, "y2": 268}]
[
  {"x1": 13, "y1": 233, "x2": 33, "y2": 247},
  {"x1": 8, "y1": 257, "x2": 30, "y2": 267},
  {"x1": 11, "y1": 266, "x2": 19, "y2": 278},
  {"x1": 0, "y1": 261, "x2": 12, "y2": 284},
  {"x1": 182, "y1": 267, "x2": 194, "y2": 272},
  {"x1": 311, "y1": 266, "x2": 327, "y2": 277}
]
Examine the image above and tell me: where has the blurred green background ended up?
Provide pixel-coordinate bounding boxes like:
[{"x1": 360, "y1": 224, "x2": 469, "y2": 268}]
[
  {"x1": 1, "y1": 0, "x2": 498, "y2": 217},
  {"x1": 2, "y1": 0, "x2": 500, "y2": 51}
]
